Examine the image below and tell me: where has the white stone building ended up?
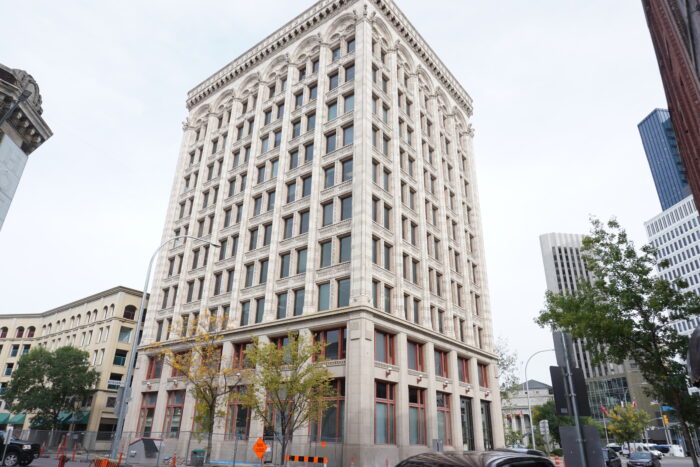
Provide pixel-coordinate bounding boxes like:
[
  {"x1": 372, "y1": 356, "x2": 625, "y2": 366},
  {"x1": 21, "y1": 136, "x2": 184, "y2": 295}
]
[
  {"x1": 501, "y1": 380, "x2": 553, "y2": 445},
  {"x1": 644, "y1": 194, "x2": 700, "y2": 337},
  {"x1": 124, "y1": 1, "x2": 503, "y2": 465}
]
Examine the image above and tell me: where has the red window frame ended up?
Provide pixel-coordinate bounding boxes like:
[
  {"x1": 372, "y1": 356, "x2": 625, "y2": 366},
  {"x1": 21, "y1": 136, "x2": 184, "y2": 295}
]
[
  {"x1": 478, "y1": 363, "x2": 489, "y2": 388},
  {"x1": 232, "y1": 342, "x2": 252, "y2": 369},
  {"x1": 374, "y1": 380, "x2": 396, "y2": 444},
  {"x1": 146, "y1": 356, "x2": 163, "y2": 380},
  {"x1": 312, "y1": 328, "x2": 346, "y2": 361},
  {"x1": 436, "y1": 391, "x2": 452, "y2": 445},
  {"x1": 310, "y1": 378, "x2": 345, "y2": 442},
  {"x1": 434, "y1": 349, "x2": 449, "y2": 378},
  {"x1": 226, "y1": 387, "x2": 251, "y2": 440},
  {"x1": 374, "y1": 330, "x2": 395, "y2": 365},
  {"x1": 163, "y1": 390, "x2": 185, "y2": 438},
  {"x1": 407, "y1": 340, "x2": 424, "y2": 371},
  {"x1": 137, "y1": 392, "x2": 157, "y2": 436},
  {"x1": 458, "y1": 357, "x2": 470, "y2": 383},
  {"x1": 407, "y1": 386, "x2": 427, "y2": 445},
  {"x1": 170, "y1": 352, "x2": 186, "y2": 377}
]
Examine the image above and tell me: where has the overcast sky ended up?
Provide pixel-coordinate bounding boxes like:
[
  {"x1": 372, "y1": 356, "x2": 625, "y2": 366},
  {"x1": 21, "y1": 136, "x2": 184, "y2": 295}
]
[{"x1": 0, "y1": 1, "x2": 666, "y2": 384}]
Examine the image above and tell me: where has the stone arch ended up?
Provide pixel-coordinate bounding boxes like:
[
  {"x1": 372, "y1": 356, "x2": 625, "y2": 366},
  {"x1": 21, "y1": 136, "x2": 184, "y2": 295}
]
[
  {"x1": 124, "y1": 305, "x2": 137, "y2": 320},
  {"x1": 15, "y1": 327, "x2": 24, "y2": 338},
  {"x1": 27, "y1": 326, "x2": 35, "y2": 338},
  {"x1": 291, "y1": 35, "x2": 322, "y2": 64},
  {"x1": 371, "y1": 17, "x2": 393, "y2": 47},
  {"x1": 212, "y1": 89, "x2": 235, "y2": 112},
  {"x1": 416, "y1": 67, "x2": 434, "y2": 93},
  {"x1": 237, "y1": 72, "x2": 261, "y2": 97},
  {"x1": 262, "y1": 54, "x2": 289, "y2": 82},
  {"x1": 396, "y1": 43, "x2": 415, "y2": 73},
  {"x1": 324, "y1": 13, "x2": 356, "y2": 43}
]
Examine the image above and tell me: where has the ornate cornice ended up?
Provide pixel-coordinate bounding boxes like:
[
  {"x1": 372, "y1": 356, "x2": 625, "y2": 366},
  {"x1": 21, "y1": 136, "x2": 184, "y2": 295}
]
[
  {"x1": 186, "y1": 0, "x2": 358, "y2": 109},
  {"x1": 186, "y1": 0, "x2": 474, "y2": 116}
]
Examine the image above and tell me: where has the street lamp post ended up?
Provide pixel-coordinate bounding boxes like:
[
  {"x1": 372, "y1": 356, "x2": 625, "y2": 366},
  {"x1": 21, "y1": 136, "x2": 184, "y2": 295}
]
[
  {"x1": 109, "y1": 235, "x2": 220, "y2": 459},
  {"x1": 525, "y1": 349, "x2": 555, "y2": 449}
]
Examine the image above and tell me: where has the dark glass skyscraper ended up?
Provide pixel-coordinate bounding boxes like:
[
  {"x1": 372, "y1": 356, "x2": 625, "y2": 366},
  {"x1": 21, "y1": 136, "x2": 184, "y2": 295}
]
[{"x1": 639, "y1": 108, "x2": 690, "y2": 210}]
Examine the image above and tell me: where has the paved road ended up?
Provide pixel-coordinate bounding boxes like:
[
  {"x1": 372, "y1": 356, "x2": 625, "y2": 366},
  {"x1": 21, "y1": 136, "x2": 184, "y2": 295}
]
[{"x1": 621, "y1": 457, "x2": 693, "y2": 466}]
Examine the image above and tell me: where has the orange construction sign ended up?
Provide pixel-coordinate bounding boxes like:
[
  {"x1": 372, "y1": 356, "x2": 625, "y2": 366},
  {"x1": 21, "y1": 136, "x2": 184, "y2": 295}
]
[{"x1": 253, "y1": 437, "x2": 268, "y2": 459}]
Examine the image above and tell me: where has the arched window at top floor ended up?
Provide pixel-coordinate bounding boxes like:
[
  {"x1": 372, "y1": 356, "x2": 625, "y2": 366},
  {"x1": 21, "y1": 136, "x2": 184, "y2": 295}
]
[
  {"x1": 16, "y1": 327, "x2": 24, "y2": 338},
  {"x1": 27, "y1": 326, "x2": 35, "y2": 338},
  {"x1": 123, "y1": 305, "x2": 137, "y2": 321},
  {"x1": 0, "y1": 328, "x2": 8, "y2": 339}
]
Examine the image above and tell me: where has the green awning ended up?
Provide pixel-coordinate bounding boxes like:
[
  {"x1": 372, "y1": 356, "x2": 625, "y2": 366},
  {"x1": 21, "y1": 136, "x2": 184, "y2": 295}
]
[
  {"x1": 57, "y1": 412, "x2": 71, "y2": 424},
  {"x1": 8, "y1": 414, "x2": 25, "y2": 425},
  {"x1": 70, "y1": 411, "x2": 89, "y2": 424},
  {"x1": 0, "y1": 414, "x2": 10, "y2": 424}
]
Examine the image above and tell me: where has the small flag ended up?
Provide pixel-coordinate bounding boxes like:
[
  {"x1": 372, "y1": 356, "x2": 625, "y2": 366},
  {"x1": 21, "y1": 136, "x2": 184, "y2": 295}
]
[
  {"x1": 600, "y1": 405, "x2": 609, "y2": 415},
  {"x1": 633, "y1": 400, "x2": 638, "y2": 408},
  {"x1": 650, "y1": 400, "x2": 659, "y2": 405}
]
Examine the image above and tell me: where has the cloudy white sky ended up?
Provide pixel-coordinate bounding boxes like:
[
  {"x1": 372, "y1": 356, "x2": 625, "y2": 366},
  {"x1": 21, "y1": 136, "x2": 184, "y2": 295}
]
[{"x1": 1, "y1": 1, "x2": 665, "y2": 383}]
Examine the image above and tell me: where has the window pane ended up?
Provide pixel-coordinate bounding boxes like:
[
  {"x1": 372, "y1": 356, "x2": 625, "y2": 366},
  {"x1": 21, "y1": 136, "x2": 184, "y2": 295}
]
[
  {"x1": 300, "y1": 212, "x2": 310, "y2": 233},
  {"x1": 339, "y1": 236, "x2": 351, "y2": 262},
  {"x1": 341, "y1": 159, "x2": 353, "y2": 181},
  {"x1": 375, "y1": 332, "x2": 386, "y2": 362},
  {"x1": 345, "y1": 94, "x2": 354, "y2": 112},
  {"x1": 326, "y1": 133, "x2": 336, "y2": 153},
  {"x1": 407, "y1": 342, "x2": 416, "y2": 370},
  {"x1": 343, "y1": 125, "x2": 354, "y2": 146},
  {"x1": 320, "y1": 242, "x2": 332, "y2": 267},
  {"x1": 341, "y1": 196, "x2": 352, "y2": 220},
  {"x1": 328, "y1": 102, "x2": 337, "y2": 120},
  {"x1": 338, "y1": 278, "x2": 350, "y2": 307},
  {"x1": 375, "y1": 403, "x2": 387, "y2": 444},
  {"x1": 322, "y1": 203, "x2": 333, "y2": 226},
  {"x1": 277, "y1": 293, "x2": 288, "y2": 319},
  {"x1": 294, "y1": 289, "x2": 305, "y2": 316},
  {"x1": 324, "y1": 166, "x2": 335, "y2": 188},
  {"x1": 318, "y1": 283, "x2": 330, "y2": 311},
  {"x1": 297, "y1": 248, "x2": 307, "y2": 272},
  {"x1": 325, "y1": 330, "x2": 339, "y2": 360}
]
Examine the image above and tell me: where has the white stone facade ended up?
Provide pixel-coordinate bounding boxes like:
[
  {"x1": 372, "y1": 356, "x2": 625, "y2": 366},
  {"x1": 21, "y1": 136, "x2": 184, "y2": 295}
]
[{"x1": 124, "y1": 1, "x2": 503, "y2": 465}]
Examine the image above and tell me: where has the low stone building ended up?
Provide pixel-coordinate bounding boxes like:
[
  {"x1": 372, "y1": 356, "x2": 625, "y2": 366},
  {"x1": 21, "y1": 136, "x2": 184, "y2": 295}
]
[{"x1": 501, "y1": 380, "x2": 553, "y2": 447}]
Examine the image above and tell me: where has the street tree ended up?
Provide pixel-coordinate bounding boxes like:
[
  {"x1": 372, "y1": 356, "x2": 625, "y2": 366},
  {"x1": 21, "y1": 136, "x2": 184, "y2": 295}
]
[
  {"x1": 532, "y1": 399, "x2": 602, "y2": 445},
  {"x1": 495, "y1": 337, "x2": 520, "y2": 403},
  {"x1": 152, "y1": 315, "x2": 240, "y2": 461},
  {"x1": 504, "y1": 425, "x2": 524, "y2": 446},
  {"x1": 3, "y1": 346, "x2": 99, "y2": 429},
  {"x1": 537, "y1": 218, "x2": 700, "y2": 467},
  {"x1": 239, "y1": 333, "x2": 337, "y2": 466},
  {"x1": 607, "y1": 405, "x2": 651, "y2": 453}
]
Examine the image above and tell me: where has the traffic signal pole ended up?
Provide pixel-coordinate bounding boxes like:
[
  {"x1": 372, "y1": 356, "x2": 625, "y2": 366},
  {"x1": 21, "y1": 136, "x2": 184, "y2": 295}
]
[{"x1": 560, "y1": 332, "x2": 588, "y2": 467}]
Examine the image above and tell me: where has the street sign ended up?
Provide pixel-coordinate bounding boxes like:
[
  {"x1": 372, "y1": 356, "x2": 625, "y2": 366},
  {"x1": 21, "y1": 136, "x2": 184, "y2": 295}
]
[
  {"x1": 539, "y1": 419, "x2": 549, "y2": 436},
  {"x1": 253, "y1": 438, "x2": 267, "y2": 460}
]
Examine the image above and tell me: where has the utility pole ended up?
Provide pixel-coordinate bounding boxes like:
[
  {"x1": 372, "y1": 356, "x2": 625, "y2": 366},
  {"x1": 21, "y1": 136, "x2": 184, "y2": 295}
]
[{"x1": 560, "y1": 332, "x2": 587, "y2": 467}]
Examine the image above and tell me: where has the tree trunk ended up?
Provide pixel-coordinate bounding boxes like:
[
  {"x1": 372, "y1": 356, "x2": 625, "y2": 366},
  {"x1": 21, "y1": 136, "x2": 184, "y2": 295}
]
[
  {"x1": 673, "y1": 391, "x2": 699, "y2": 467},
  {"x1": 206, "y1": 431, "x2": 213, "y2": 463},
  {"x1": 280, "y1": 437, "x2": 287, "y2": 467}
]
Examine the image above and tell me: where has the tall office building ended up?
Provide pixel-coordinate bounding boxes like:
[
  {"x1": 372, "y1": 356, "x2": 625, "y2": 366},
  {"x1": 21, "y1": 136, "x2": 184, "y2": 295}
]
[
  {"x1": 645, "y1": 195, "x2": 700, "y2": 343},
  {"x1": 0, "y1": 63, "x2": 52, "y2": 231},
  {"x1": 642, "y1": 0, "x2": 700, "y2": 212},
  {"x1": 539, "y1": 234, "x2": 653, "y2": 424},
  {"x1": 124, "y1": 1, "x2": 502, "y2": 465},
  {"x1": 639, "y1": 109, "x2": 690, "y2": 210}
]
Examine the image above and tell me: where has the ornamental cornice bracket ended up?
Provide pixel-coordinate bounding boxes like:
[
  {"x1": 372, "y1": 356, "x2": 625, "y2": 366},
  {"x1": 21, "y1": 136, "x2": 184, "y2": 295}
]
[
  {"x1": 465, "y1": 124, "x2": 475, "y2": 137},
  {"x1": 182, "y1": 118, "x2": 193, "y2": 131}
]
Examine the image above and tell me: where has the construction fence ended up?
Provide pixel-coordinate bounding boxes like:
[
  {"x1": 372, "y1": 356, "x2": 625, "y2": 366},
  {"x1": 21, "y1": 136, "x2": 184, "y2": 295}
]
[{"x1": 15, "y1": 430, "x2": 344, "y2": 466}]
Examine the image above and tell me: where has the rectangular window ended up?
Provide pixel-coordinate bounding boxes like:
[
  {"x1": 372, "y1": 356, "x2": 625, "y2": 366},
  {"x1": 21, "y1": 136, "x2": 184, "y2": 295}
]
[
  {"x1": 287, "y1": 181, "x2": 296, "y2": 203},
  {"x1": 326, "y1": 133, "x2": 337, "y2": 153},
  {"x1": 146, "y1": 357, "x2": 163, "y2": 380},
  {"x1": 337, "y1": 277, "x2": 350, "y2": 307},
  {"x1": 244, "y1": 264, "x2": 254, "y2": 288},
  {"x1": 307, "y1": 112, "x2": 316, "y2": 131},
  {"x1": 283, "y1": 217, "x2": 294, "y2": 239},
  {"x1": 339, "y1": 235, "x2": 351, "y2": 263},
  {"x1": 407, "y1": 341, "x2": 424, "y2": 371},
  {"x1": 318, "y1": 283, "x2": 330, "y2": 311},
  {"x1": 375, "y1": 381, "x2": 396, "y2": 444},
  {"x1": 302, "y1": 176, "x2": 312, "y2": 197},
  {"x1": 341, "y1": 159, "x2": 352, "y2": 181},
  {"x1": 240, "y1": 301, "x2": 250, "y2": 326},
  {"x1": 297, "y1": 248, "x2": 308, "y2": 273},
  {"x1": 329, "y1": 73, "x2": 339, "y2": 90},
  {"x1": 226, "y1": 387, "x2": 250, "y2": 440},
  {"x1": 299, "y1": 211, "x2": 310, "y2": 234},
  {"x1": 280, "y1": 253, "x2": 291, "y2": 278},
  {"x1": 408, "y1": 387, "x2": 427, "y2": 445},
  {"x1": 314, "y1": 328, "x2": 346, "y2": 361},
  {"x1": 343, "y1": 125, "x2": 354, "y2": 146},
  {"x1": 289, "y1": 150, "x2": 299, "y2": 169},
  {"x1": 322, "y1": 203, "x2": 334, "y2": 226},
  {"x1": 328, "y1": 102, "x2": 338, "y2": 120},
  {"x1": 164, "y1": 390, "x2": 185, "y2": 438},
  {"x1": 435, "y1": 349, "x2": 449, "y2": 378},
  {"x1": 461, "y1": 397, "x2": 475, "y2": 450},
  {"x1": 324, "y1": 166, "x2": 335, "y2": 188},
  {"x1": 436, "y1": 392, "x2": 452, "y2": 446},
  {"x1": 320, "y1": 240, "x2": 332, "y2": 268},
  {"x1": 259, "y1": 259, "x2": 269, "y2": 284},
  {"x1": 458, "y1": 357, "x2": 470, "y2": 383},
  {"x1": 344, "y1": 93, "x2": 354, "y2": 112},
  {"x1": 255, "y1": 298, "x2": 265, "y2": 323},
  {"x1": 294, "y1": 289, "x2": 305, "y2": 316},
  {"x1": 138, "y1": 392, "x2": 158, "y2": 437},
  {"x1": 345, "y1": 64, "x2": 355, "y2": 81},
  {"x1": 375, "y1": 330, "x2": 395, "y2": 364},
  {"x1": 340, "y1": 195, "x2": 352, "y2": 220},
  {"x1": 310, "y1": 378, "x2": 345, "y2": 442},
  {"x1": 305, "y1": 143, "x2": 314, "y2": 162},
  {"x1": 276, "y1": 293, "x2": 288, "y2": 320},
  {"x1": 478, "y1": 363, "x2": 489, "y2": 388}
]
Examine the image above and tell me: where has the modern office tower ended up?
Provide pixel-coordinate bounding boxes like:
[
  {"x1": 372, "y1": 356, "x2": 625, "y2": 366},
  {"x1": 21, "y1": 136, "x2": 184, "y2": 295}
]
[
  {"x1": 642, "y1": 0, "x2": 700, "y2": 211},
  {"x1": 0, "y1": 63, "x2": 52, "y2": 231},
  {"x1": 124, "y1": 1, "x2": 501, "y2": 465},
  {"x1": 639, "y1": 109, "x2": 690, "y2": 210},
  {"x1": 0, "y1": 286, "x2": 145, "y2": 450},
  {"x1": 539, "y1": 234, "x2": 654, "y2": 426},
  {"x1": 645, "y1": 195, "x2": 700, "y2": 341}
]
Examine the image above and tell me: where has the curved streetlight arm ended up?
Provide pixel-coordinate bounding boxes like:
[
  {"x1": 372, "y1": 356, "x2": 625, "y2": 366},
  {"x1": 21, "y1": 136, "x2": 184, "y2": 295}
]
[
  {"x1": 110, "y1": 235, "x2": 220, "y2": 458},
  {"x1": 525, "y1": 348, "x2": 555, "y2": 449}
]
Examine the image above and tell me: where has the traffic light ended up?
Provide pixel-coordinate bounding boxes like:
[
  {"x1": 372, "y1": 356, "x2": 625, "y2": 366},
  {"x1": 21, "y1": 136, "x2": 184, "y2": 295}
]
[{"x1": 663, "y1": 415, "x2": 670, "y2": 425}]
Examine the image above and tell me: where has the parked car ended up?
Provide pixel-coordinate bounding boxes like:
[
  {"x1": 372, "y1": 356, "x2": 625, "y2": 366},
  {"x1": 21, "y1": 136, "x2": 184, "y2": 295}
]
[
  {"x1": 0, "y1": 431, "x2": 39, "y2": 466},
  {"x1": 395, "y1": 451, "x2": 555, "y2": 467},
  {"x1": 627, "y1": 451, "x2": 661, "y2": 467},
  {"x1": 603, "y1": 448, "x2": 622, "y2": 467},
  {"x1": 496, "y1": 448, "x2": 547, "y2": 457}
]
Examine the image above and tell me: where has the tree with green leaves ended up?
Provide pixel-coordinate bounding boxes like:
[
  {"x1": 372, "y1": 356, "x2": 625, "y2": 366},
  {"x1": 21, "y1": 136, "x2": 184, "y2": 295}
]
[
  {"x1": 150, "y1": 314, "x2": 240, "y2": 462},
  {"x1": 239, "y1": 333, "x2": 338, "y2": 466},
  {"x1": 607, "y1": 405, "x2": 651, "y2": 453},
  {"x1": 504, "y1": 425, "x2": 524, "y2": 446},
  {"x1": 532, "y1": 399, "x2": 602, "y2": 446},
  {"x1": 3, "y1": 346, "x2": 99, "y2": 430},
  {"x1": 495, "y1": 337, "x2": 520, "y2": 404},
  {"x1": 537, "y1": 218, "x2": 700, "y2": 467}
]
